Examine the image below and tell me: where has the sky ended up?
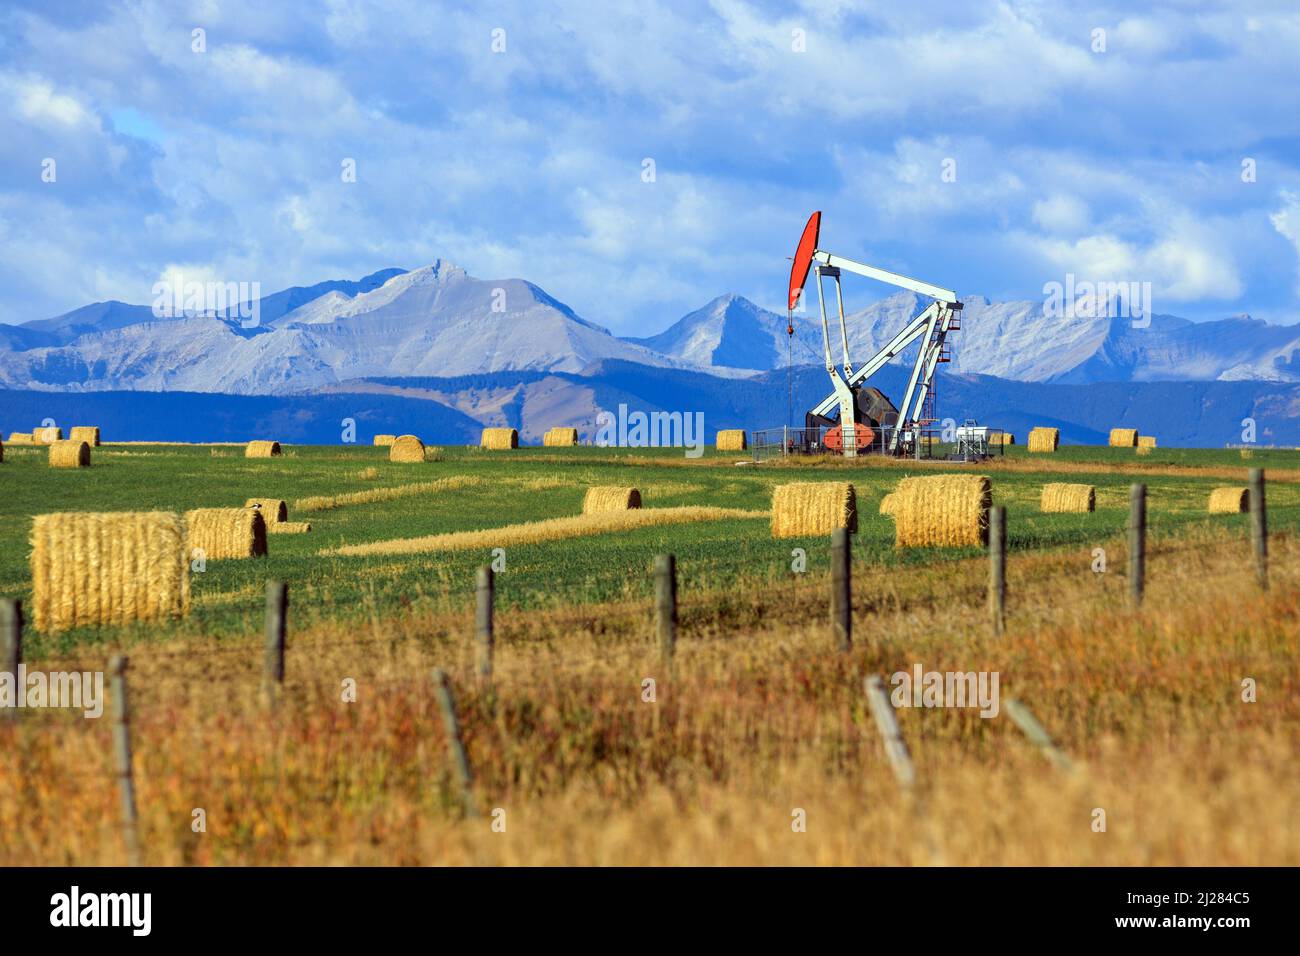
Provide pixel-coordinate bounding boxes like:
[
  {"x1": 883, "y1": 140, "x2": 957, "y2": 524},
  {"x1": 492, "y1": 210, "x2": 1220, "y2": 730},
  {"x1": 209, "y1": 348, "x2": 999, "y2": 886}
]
[{"x1": 2, "y1": 0, "x2": 1300, "y2": 334}]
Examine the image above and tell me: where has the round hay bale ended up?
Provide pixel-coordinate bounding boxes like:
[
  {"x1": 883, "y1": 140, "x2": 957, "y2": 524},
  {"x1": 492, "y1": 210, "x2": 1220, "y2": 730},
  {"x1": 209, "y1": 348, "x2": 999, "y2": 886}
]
[
  {"x1": 990, "y1": 432, "x2": 1015, "y2": 445},
  {"x1": 1137, "y1": 435, "x2": 1157, "y2": 449},
  {"x1": 33, "y1": 426, "x2": 63, "y2": 445},
  {"x1": 879, "y1": 492, "x2": 897, "y2": 516},
  {"x1": 30, "y1": 511, "x2": 190, "y2": 633},
  {"x1": 771, "y1": 482, "x2": 857, "y2": 538},
  {"x1": 480, "y1": 427, "x2": 519, "y2": 449},
  {"x1": 268, "y1": 521, "x2": 312, "y2": 534},
  {"x1": 582, "y1": 486, "x2": 642, "y2": 514},
  {"x1": 49, "y1": 440, "x2": 90, "y2": 469},
  {"x1": 373, "y1": 434, "x2": 397, "y2": 446},
  {"x1": 543, "y1": 427, "x2": 579, "y2": 447},
  {"x1": 8, "y1": 432, "x2": 34, "y2": 444},
  {"x1": 1108, "y1": 428, "x2": 1139, "y2": 447},
  {"x1": 1040, "y1": 482, "x2": 1095, "y2": 513},
  {"x1": 69, "y1": 426, "x2": 101, "y2": 446},
  {"x1": 390, "y1": 435, "x2": 426, "y2": 462},
  {"x1": 245, "y1": 440, "x2": 282, "y2": 458},
  {"x1": 1208, "y1": 487, "x2": 1248, "y2": 514},
  {"x1": 245, "y1": 498, "x2": 288, "y2": 524},
  {"x1": 185, "y1": 507, "x2": 268, "y2": 559},
  {"x1": 886, "y1": 475, "x2": 991, "y2": 548},
  {"x1": 716, "y1": 429, "x2": 747, "y2": 451},
  {"x1": 1027, "y1": 427, "x2": 1059, "y2": 453}
]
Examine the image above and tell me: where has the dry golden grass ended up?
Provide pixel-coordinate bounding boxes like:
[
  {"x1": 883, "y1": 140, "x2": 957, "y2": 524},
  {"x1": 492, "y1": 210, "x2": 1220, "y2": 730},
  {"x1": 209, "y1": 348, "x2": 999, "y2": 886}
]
[
  {"x1": 245, "y1": 440, "x2": 281, "y2": 458},
  {"x1": 69, "y1": 426, "x2": 101, "y2": 446},
  {"x1": 185, "y1": 507, "x2": 268, "y2": 559},
  {"x1": 1109, "y1": 428, "x2": 1139, "y2": 448},
  {"x1": 542, "y1": 427, "x2": 578, "y2": 447},
  {"x1": 296, "y1": 475, "x2": 486, "y2": 512},
  {"x1": 48, "y1": 440, "x2": 90, "y2": 469},
  {"x1": 481, "y1": 427, "x2": 519, "y2": 450},
  {"x1": 373, "y1": 435, "x2": 397, "y2": 446},
  {"x1": 268, "y1": 521, "x2": 312, "y2": 534},
  {"x1": 389, "y1": 435, "x2": 425, "y2": 463},
  {"x1": 582, "y1": 486, "x2": 642, "y2": 513},
  {"x1": 244, "y1": 498, "x2": 288, "y2": 524},
  {"x1": 1040, "y1": 483, "x2": 1095, "y2": 513},
  {"x1": 715, "y1": 429, "x2": 747, "y2": 451},
  {"x1": 771, "y1": 482, "x2": 857, "y2": 538},
  {"x1": 29, "y1": 511, "x2": 189, "y2": 633},
  {"x1": 325, "y1": 506, "x2": 766, "y2": 557},
  {"x1": 1208, "y1": 486, "x2": 1248, "y2": 513},
  {"x1": 886, "y1": 474, "x2": 990, "y2": 548},
  {"x1": 1027, "y1": 427, "x2": 1059, "y2": 453}
]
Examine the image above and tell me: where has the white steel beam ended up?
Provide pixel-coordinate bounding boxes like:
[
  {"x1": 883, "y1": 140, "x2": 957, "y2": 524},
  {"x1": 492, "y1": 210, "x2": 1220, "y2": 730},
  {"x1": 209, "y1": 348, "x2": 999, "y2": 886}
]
[{"x1": 812, "y1": 251, "x2": 958, "y2": 305}]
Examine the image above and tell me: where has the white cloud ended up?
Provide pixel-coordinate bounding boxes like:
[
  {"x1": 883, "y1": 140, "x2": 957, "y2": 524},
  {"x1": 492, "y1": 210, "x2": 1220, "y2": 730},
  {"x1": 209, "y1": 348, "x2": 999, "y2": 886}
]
[{"x1": 1270, "y1": 191, "x2": 1300, "y2": 296}]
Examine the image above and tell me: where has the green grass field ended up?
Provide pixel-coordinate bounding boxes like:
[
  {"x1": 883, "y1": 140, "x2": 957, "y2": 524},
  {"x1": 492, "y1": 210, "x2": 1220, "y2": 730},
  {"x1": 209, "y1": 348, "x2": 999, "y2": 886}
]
[{"x1": 2, "y1": 440, "x2": 1297, "y2": 654}]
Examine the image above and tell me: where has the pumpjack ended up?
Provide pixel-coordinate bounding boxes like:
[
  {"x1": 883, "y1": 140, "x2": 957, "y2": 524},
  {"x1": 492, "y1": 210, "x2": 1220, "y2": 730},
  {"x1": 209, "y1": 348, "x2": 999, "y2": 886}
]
[{"x1": 787, "y1": 211, "x2": 962, "y2": 457}]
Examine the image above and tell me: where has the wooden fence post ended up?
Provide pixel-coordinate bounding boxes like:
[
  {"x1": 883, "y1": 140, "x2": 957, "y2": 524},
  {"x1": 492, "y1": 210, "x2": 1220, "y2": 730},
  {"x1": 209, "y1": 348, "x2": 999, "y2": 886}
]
[
  {"x1": 431, "y1": 668, "x2": 478, "y2": 818},
  {"x1": 1, "y1": 599, "x2": 20, "y2": 721},
  {"x1": 654, "y1": 554, "x2": 677, "y2": 663},
  {"x1": 863, "y1": 675, "x2": 916, "y2": 789},
  {"x1": 1249, "y1": 468, "x2": 1268, "y2": 591},
  {"x1": 475, "y1": 566, "x2": 494, "y2": 681},
  {"x1": 1004, "y1": 698, "x2": 1075, "y2": 773},
  {"x1": 989, "y1": 506, "x2": 1006, "y2": 635},
  {"x1": 1128, "y1": 484, "x2": 1146, "y2": 609},
  {"x1": 262, "y1": 581, "x2": 287, "y2": 704},
  {"x1": 831, "y1": 528, "x2": 852, "y2": 652},
  {"x1": 109, "y1": 655, "x2": 142, "y2": 866}
]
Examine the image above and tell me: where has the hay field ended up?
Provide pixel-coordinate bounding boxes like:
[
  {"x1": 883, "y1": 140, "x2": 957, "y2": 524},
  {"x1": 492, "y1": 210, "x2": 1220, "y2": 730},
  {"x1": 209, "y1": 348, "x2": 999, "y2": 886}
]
[{"x1": 1, "y1": 440, "x2": 1299, "y2": 866}]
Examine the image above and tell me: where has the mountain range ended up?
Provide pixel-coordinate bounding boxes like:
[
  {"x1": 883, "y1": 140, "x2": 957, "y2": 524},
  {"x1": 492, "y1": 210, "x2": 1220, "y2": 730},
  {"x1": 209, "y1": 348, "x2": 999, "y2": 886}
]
[{"x1": 2, "y1": 262, "x2": 1298, "y2": 446}]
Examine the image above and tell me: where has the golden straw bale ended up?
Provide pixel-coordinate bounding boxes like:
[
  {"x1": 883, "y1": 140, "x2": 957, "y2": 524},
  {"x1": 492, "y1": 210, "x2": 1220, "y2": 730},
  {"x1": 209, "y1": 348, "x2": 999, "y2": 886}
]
[
  {"x1": 884, "y1": 475, "x2": 991, "y2": 548},
  {"x1": 481, "y1": 427, "x2": 519, "y2": 449},
  {"x1": 8, "y1": 432, "x2": 33, "y2": 444},
  {"x1": 990, "y1": 432, "x2": 1015, "y2": 445},
  {"x1": 543, "y1": 427, "x2": 579, "y2": 447},
  {"x1": 373, "y1": 434, "x2": 397, "y2": 446},
  {"x1": 245, "y1": 440, "x2": 282, "y2": 458},
  {"x1": 69, "y1": 426, "x2": 101, "y2": 446},
  {"x1": 184, "y1": 507, "x2": 268, "y2": 559},
  {"x1": 49, "y1": 441, "x2": 90, "y2": 469},
  {"x1": 30, "y1": 511, "x2": 190, "y2": 633},
  {"x1": 268, "y1": 521, "x2": 312, "y2": 534},
  {"x1": 1040, "y1": 483, "x2": 1095, "y2": 513},
  {"x1": 389, "y1": 434, "x2": 426, "y2": 462},
  {"x1": 582, "y1": 486, "x2": 642, "y2": 514},
  {"x1": 1027, "y1": 427, "x2": 1059, "y2": 453},
  {"x1": 1208, "y1": 487, "x2": 1248, "y2": 514},
  {"x1": 716, "y1": 429, "x2": 748, "y2": 451},
  {"x1": 771, "y1": 482, "x2": 857, "y2": 538},
  {"x1": 245, "y1": 499, "x2": 288, "y2": 524},
  {"x1": 33, "y1": 426, "x2": 63, "y2": 444},
  {"x1": 879, "y1": 492, "x2": 897, "y2": 516},
  {"x1": 1108, "y1": 428, "x2": 1139, "y2": 447},
  {"x1": 1138, "y1": 435, "x2": 1157, "y2": 449}
]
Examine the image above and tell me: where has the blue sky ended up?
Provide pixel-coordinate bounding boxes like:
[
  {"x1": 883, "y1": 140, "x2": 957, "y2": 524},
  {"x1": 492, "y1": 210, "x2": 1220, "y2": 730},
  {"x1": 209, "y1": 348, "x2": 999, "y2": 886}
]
[{"x1": 2, "y1": 0, "x2": 1300, "y2": 332}]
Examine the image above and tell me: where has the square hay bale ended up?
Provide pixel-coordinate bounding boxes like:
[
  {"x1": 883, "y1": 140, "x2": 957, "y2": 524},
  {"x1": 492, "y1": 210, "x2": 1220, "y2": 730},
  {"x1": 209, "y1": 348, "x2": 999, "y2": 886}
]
[
  {"x1": 1138, "y1": 435, "x2": 1157, "y2": 449},
  {"x1": 33, "y1": 426, "x2": 63, "y2": 445},
  {"x1": 389, "y1": 434, "x2": 426, "y2": 462},
  {"x1": 543, "y1": 427, "x2": 579, "y2": 447},
  {"x1": 268, "y1": 521, "x2": 311, "y2": 534},
  {"x1": 716, "y1": 429, "x2": 747, "y2": 451},
  {"x1": 245, "y1": 440, "x2": 282, "y2": 458},
  {"x1": 1027, "y1": 427, "x2": 1059, "y2": 453},
  {"x1": 481, "y1": 427, "x2": 519, "y2": 449},
  {"x1": 8, "y1": 432, "x2": 33, "y2": 444},
  {"x1": 373, "y1": 434, "x2": 397, "y2": 446},
  {"x1": 245, "y1": 498, "x2": 288, "y2": 524},
  {"x1": 582, "y1": 486, "x2": 642, "y2": 514},
  {"x1": 884, "y1": 474, "x2": 991, "y2": 548},
  {"x1": 1040, "y1": 482, "x2": 1095, "y2": 513},
  {"x1": 185, "y1": 507, "x2": 268, "y2": 559},
  {"x1": 1208, "y1": 487, "x2": 1248, "y2": 514},
  {"x1": 1108, "y1": 428, "x2": 1139, "y2": 447},
  {"x1": 69, "y1": 426, "x2": 101, "y2": 446},
  {"x1": 771, "y1": 482, "x2": 857, "y2": 538},
  {"x1": 49, "y1": 440, "x2": 90, "y2": 469},
  {"x1": 30, "y1": 511, "x2": 190, "y2": 633}
]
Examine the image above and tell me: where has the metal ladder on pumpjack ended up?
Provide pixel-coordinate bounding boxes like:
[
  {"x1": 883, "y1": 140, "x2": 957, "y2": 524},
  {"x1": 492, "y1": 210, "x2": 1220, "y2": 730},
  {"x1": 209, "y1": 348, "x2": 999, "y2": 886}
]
[{"x1": 915, "y1": 311, "x2": 956, "y2": 455}]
